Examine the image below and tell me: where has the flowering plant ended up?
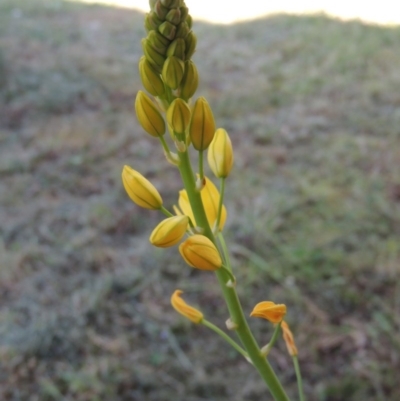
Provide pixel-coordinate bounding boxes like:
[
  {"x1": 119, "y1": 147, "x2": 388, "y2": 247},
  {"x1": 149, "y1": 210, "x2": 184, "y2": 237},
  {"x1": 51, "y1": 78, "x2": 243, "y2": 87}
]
[{"x1": 122, "y1": 1, "x2": 304, "y2": 400}]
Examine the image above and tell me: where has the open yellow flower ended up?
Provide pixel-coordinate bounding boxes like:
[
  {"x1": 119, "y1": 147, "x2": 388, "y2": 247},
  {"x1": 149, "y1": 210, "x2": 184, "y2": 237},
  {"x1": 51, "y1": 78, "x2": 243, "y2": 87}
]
[
  {"x1": 250, "y1": 301, "x2": 287, "y2": 324},
  {"x1": 281, "y1": 321, "x2": 298, "y2": 356},
  {"x1": 149, "y1": 215, "x2": 189, "y2": 248},
  {"x1": 179, "y1": 234, "x2": 222, "y2": 271},
  {"x1": 174, "y1": 176, "x2": 227, "y2": 231},
  {"x1": 121, "y1": 165, "x2": 163, "y2": 210},
  {"x1": 171, "y1": 290, "x2": 203, "y2": 324}
]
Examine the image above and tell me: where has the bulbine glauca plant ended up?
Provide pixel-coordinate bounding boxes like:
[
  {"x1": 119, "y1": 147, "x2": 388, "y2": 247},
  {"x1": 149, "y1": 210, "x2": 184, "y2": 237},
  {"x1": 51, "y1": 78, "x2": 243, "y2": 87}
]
[{"x1": 122, "y1": 1, "x2": 304, "y2": 400}]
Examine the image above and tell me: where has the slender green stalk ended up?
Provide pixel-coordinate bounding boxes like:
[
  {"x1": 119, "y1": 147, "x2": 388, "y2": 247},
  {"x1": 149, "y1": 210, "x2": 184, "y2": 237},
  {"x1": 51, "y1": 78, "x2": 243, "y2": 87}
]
[
  {"x1": 177, "y1": 148, "x2": 291, "y2": 401},
  {"x1": 216, "y1": 177, "x2": 226, "y2": 232},
  {"x1": 202, "y1": 319, "x2": 248, "y2": 359},
  {"x1": 217, "y1": 232, "x2": 232, "y2": 272},
  {"x1": 198, "y1": 149, "x2": 204, "y2": 181},
  {"x1": 160, "y1": 206, "x2": 174, "y2": 218},
  {"x1": 293, "y1": 355, "x2": 305, "y2": 401},
  {"x1": 261, "y1": 322, "x2": 282, "y2": 357}
]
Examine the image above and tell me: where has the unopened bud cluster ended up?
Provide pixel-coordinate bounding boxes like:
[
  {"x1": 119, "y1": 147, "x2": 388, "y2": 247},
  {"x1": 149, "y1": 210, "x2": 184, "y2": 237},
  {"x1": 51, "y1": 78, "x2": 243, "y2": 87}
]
[{"x1": 141, "y1": 0, "x2": 198, "y2": 98}]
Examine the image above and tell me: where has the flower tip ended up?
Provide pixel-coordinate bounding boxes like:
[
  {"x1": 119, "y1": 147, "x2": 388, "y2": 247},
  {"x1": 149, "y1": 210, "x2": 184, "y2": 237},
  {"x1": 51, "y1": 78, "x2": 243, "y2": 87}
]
[{"x1": 250, "y1": 301, "x2": 287, "y2": 324}]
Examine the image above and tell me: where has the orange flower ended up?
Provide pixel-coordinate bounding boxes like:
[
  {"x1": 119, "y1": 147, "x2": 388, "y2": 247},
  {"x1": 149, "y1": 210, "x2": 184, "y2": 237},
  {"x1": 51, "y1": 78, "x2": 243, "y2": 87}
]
[
  {"x1": 250, "y1": 301, "x2": 287, "y2": 324},
  {"x1": 171, "y1": 290, "x2": 203, "y2": 324},
  {"x1": 281, "y1": 321, "x2": 298, "y2": 356}
]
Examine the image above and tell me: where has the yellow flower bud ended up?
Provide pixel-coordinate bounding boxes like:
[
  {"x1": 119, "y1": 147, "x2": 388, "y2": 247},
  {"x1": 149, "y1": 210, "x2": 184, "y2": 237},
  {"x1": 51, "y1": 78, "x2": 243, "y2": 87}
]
[
  {"x1": 162, "y1": 56, "x2": 185, "y2": 90},
  {"x1": 250, "y1": 301, "x2": 287, "y2": 324},
  {"x1": 175, "y1": 176, "x2": 227, "y2": 231},
  {"x1": 175, "y1": 21, "x2": 190, "y2": 39},
  {"x1": 281, "y1": 321, "x2": 298, "y2": 356},
  {"x1": 139, "y1": 57, "x2": 165, "y2": 97},
  {"x1": 179, "y1": 234, "x2": 222, "y2": 271},
  {"x1": 171, "y1": 290, "x2": 203, "y2": 324},
  {"x1": 165, "y1": 8, "x2": 181, "y2": 25},
  {"x1": 142, "y1": 38, "x2": 166, "y2": 71},
  {"x1": 189, "y1": 97, "x2": 216, "y2": 150},
  {"x1": 158, "y1": 21, "x2": 176, "y2": 40},
  {"x1": 180, "y1": 60, "x2": 198, "y2": 100},
  {"x1": 184, "y1": 30, "x2": 196, "y2": 59},
  {"x1": 207, "y1": 128, "x2": 234, "y2": 178},
  {"x1": 166, "y1": 38, "x2": 186, "y2": 60},
  {"x1": 161, "y1": 0, "x2": 180, "y2": 8},
  {"x1": 121, "y1": 165, "x2": 163, "y2": 210},
  {"x1": 166, "y1": 98, "x2": 191, "y2": 135},
  {"x1": 149, "y1": 215, "x2": 189, "y2": 247},
  {"x1": 135, "y1": 91, "x2": 165, "y2": 137},
  {"x1": 147, "y1": 30, "x2": 169, "y2": 55},
  {"x1": 154, "y1": 1, "x2": 169, "y2": 20}
]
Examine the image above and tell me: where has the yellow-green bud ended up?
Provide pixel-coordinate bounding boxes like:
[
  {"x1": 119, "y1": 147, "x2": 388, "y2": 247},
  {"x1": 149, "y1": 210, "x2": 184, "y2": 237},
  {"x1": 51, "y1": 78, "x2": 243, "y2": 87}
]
[
  {"x1": 135, "y1": 90, "x2": 165, "y2": 137},
  {"x1": 207, "y1": 128, "x2": 234, "y2": 178},
  {"x1": 161, "y1": 0, "x2": 180, "y2": 8},
  {"x1": 186, "y1": 14, "x2": 193, "y2": 29},
  {"x1": 144, "y1": 13, "x2": 154, "y2": 32},
  {"x1": 166, "y1": 8, "x2": 181, "y2": 25},
  {"x1": 149, "y1": 215, "x2": 189, "y2": 247},
  {"x1": 158, "y1": 21, "x2": 176, "y2": 40},
  {"x1": 184, "y1": 31, "x2": 196, "y2": 59},
  {"x1": 142, "y1": 38, "x2": 166, "y2": 71},
  {"x1": 122, "y1": 165, "x2": 163, "y2": 210},
  {"x1": 167, "y1": 38, "x2": 186, "y2": 59},
  {"x1": 180, "y1": 6, "x2": 189, "y2": 22},
  {"x1": 149, "y1": 0, "x2": 158, "y2": 9},
  {"x1": 166, "y1": 98, "x2": 191, "y2": 135},
  {"x1": 148, "y1": 11, "x2": 163, "y2": 29},
  {"x1": 147, "y1": 30, "x2": 169, "y2": 55},
  {"x1": 180, "y1": 60, "x2": 198, "y2": 100},
  {"x1": 162, "y1": 56, "x2": 185, "y2": 89},
  {"x1": 179, "y1": 235, "x2": 222, "y2": 271},
  {"x1": 175, "y1": 21, "x2": 189, "y2": 39},
  {"x1": 154, "y1": 1, "x2": 169, "y2": 19},
  {"x1": 139, "y1": 56, "x2": 165, "y2": 97},
  {"x1": 189, "y1": 97, "x2": 216, "y2": 150}
]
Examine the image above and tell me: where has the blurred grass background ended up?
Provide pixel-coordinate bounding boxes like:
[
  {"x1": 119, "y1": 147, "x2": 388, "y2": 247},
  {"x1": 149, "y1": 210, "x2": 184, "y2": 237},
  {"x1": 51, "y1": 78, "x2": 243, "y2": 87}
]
[{"x1": 0, "y1": 0, "x2": 400, "y2": 400}]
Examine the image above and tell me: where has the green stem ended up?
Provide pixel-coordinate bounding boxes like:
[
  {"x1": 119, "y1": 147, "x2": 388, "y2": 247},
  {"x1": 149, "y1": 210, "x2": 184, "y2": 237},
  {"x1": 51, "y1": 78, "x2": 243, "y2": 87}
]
[
  {"x1": 293, "y1": 355, "x2": 305, "y2": 401},
  {"x1": 160, "y1": 206, "x2": 174, "y2": 218},
  {"x1": 217, "y1": 232, "x2": 232, "y2": 272},
  {"x1": 198, "y1": 150, "x2": 204, "y2": 181},
  {"x1": 216, "y1": 177, "x2": 226, "y2": 232},
  {"x1": 177, "y1": 149, "x2": 290, "y2": 401},
  {"x1": 261, "y1": 321, "x2": 282, "y2": 357},
  {"x1": 202, "y1": 319, "x2": 248, "y2": 359}
]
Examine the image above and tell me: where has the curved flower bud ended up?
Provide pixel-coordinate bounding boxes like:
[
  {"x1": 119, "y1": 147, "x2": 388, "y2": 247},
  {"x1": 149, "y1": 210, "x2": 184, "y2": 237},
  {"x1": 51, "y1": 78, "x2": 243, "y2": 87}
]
[
  {"x1": 142, "y1": 38, "x2": 166, "y2": 71},
  {"x1": 158, "y1": 21, "x2": 176, "y2": 40},
  {"x1": 281, "y1": 321, "x2": 298, "y2": 356},
  {"x1": 180, "y1": 60, "x2": 198, "y2": 100},
  {"x1": 149, "y1": 215, "x2": 189, "y2": 247},
  {"x1": 166, "y1": 8, "x2": 181, "y2": 25},
  {"x1": 161, "y1": 0, "x2": 180, "y2": 8},
  {"x1": 122, "y1": 165, "x2": 163, "y2": 210},
  {"x1": 184, "y1": 30, "x2": 196, "y2": 59},
  {"x1": 147, "y1": 30, "x2": 169, "y2": 55},
  {"x1": 154, "y1": 1, "x2": 169, "y2": 20},
  {"x1": 139, "y1": 57, "x2": 165, "y2": 97},
  {"x1": 162, "y1": 56, "x2": 185, "y2": 90},
  {"x1": 175, "y1": 21, "x2": 190, "y2": 39},
  {"x1": 135, "y1": 90, "x2": 165, "y2": 137},
  {"x1": 175, "y1": 176, "x2": 227, "y2": 230},
  {"x1": 250, "y1": 301, "x2": 287, "y2": 324},
  {"x1": 166, "y1": 98, "x2": 191, "y2": 135},
  {"x1": 189, "y1": 97, "x2": 216, "y2": 151},
  {"x1": 171, "y1": 290, "x2": 203, "y2": 324},
  {"x1": 207, "y1": 128, "x2": 234, "y2": 178},
  {"x1": 179, "y1": 234, "x2": 222, "y2": 271},
  {"x1": 167, "y1": 38, "x2": 186, "y2": 60}
]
